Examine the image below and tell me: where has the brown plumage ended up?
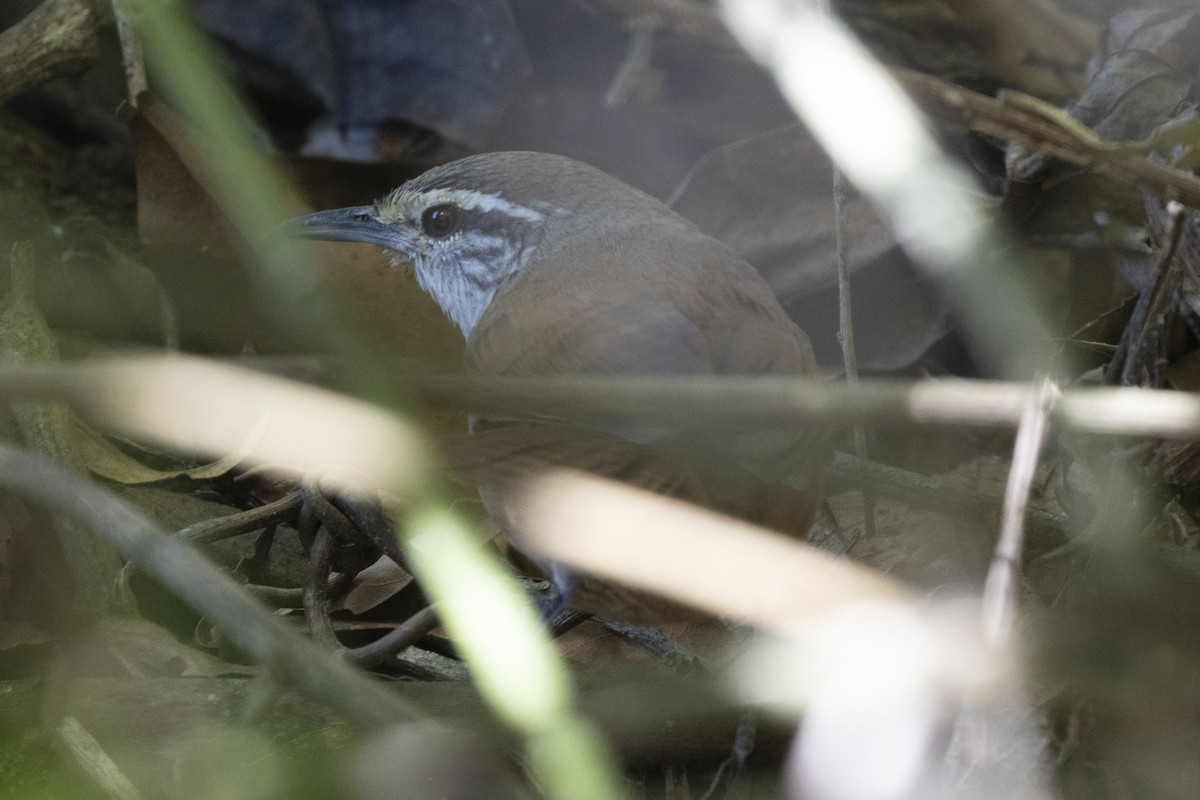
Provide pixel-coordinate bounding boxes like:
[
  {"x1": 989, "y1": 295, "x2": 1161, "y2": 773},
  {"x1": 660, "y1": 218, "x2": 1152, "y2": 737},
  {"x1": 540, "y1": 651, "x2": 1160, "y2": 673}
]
[{"x1": 292, "y1": 151, "x2": 826, "y2": 622}]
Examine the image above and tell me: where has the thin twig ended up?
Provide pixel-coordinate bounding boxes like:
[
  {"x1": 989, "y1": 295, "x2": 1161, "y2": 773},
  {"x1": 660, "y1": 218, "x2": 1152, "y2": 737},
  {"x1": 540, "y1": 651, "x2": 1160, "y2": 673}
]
[
  {"x1": 300, "y1": 479, "x2": 374, "y2": 548},
  {"x1": 243, "y1": 525, "x2": 277, "y2": 581},
  {"x1": 1122, "y1": 203, "x2": 1189, "y2": 386},
  {"x1": 246, "y1": 573, "x2": 350, "y2": 608},
  {"x1": 348, "y1": 606, "x2": 442, "y2": 668},
  {"x1": 832, "y1": 152, "x2": 876, "y2": 543},
  {"x1": 982, "y1": 378, "x2": 1058, "y2": 644},
  {"x1": 1105, "y1": 203, "x2": 1187, "y2": 384},
  {"x1": 895, "y1": 68, "x2": 1200, "y2": 209},
  {"x1": 177, "y1": 492, "x2": 303, "y2": 545},
  {"x1": 303, "y1": 527, "x2": 341, "y2": 647},
  {"x1": 403, "y1": 372, "x2": 1200, "y2": 440},
  {"x1": 815, "y1": 0, "x2": 874, "y2": 543},
  {"x1": 296, "y1": 480, "x2": 434, "y2": 665},
  {"x1": 831, "y1": 163, "x2": 859, "y2": 385},
  {"x1": 10, "y1": 358, "x2": 1200, "y2": 439},
  {"x1": 329, "y1": 487, "x2": 410, "y2": 569}
]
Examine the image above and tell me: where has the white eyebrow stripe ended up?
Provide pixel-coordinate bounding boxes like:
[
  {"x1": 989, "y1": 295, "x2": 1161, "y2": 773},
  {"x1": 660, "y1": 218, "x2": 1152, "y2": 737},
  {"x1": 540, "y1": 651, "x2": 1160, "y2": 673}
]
[{"x1": 417, "y1": 188, "x2": 544, "y2": 222}]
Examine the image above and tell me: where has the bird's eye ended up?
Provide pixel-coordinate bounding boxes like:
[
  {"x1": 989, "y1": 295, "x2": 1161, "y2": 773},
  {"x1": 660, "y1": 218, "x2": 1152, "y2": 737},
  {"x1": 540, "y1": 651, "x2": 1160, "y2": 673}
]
[{"x1": 420, "y1": 204, "x2": 462, "y2": 238}]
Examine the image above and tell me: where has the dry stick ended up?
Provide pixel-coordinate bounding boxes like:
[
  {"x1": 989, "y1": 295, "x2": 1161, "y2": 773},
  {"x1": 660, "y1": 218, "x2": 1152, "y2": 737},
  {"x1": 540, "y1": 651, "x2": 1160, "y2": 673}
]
[
  {"x1": 177, "y1": 491, "x2": 303, "y2": 545},
  {"x1": 831, "y1": 160, "x2": 876, "y2": 543},
  {"x1": 819, "y1": 0, "x2": 874, "y2": 548},
  {"x1": 830, "y1": 162, "x2": 860, "y2": 412},
  {"x1": 245, "y1": 572, "x2": 350, "y2": 609},
  {"x1": 1123, "y1": 203, "x2": 1189, "y2": 387},
  {"x1": 8, "y1": 357, "x2": 1200, "y2": 437},
  {"x1": 109, "y1": 0, "x2": 148, "y2": 100},
  {"x1": 0, "y1": 0, "x2": 101, "y2": 103},
  {"x1": 349, "y1": 605, "x2": 441, "y2": 669},
  {"x1": 1152, "y1": 306, "x2": 1180, "y2": 390},
  {"x1": 0, "y1": 443, "x2": 420, "y2": 727},
  {"x1": 247, "y1": 583, "x2": 306, "y2": 607},
  {"x1": 1104, "y1": 203, "x2": 1187, "y2": 384},
  {"x1": 982, "y1": 378, "x2": 1058, "y2": 644},
  {"x1": 247, "y1": 570, "x2": 350, "y2": 608},
  {"x1": 404, "y1": 372, "x2": 1200, "y2": 439},
  {"x1": 333, "y1": 489, "x2": 411, "y2": 569},
  {"x1": 895, "y1": 68, "x2": 1200, "y2": 209},
  {"x1": 300, "y1": 480, "x2": 374, "y2": 548},
  {"x1": 303, "y1": 526, "x2": 341, "y2": 647},
  {"x1": 296, "y1": 484, "x2": 436, "y2": 667}
]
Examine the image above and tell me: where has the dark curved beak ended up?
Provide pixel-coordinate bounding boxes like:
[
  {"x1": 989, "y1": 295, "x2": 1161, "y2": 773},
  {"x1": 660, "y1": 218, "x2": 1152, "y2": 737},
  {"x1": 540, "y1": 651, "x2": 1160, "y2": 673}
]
[{"x1": 286, "y1": 206, "x2": 404, "y2": 249}]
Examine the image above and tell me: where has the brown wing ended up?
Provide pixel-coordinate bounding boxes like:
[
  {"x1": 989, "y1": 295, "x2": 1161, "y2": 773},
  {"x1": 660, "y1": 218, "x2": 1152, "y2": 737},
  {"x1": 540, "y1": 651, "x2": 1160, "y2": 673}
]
[
  {"x1": 464, "y1": 228, "x2": 828, "y2": 477},
  {"x1": 465, "y1": 227, "x2": 818, "y2": 379},
  {"x1": 452, "y1": 227, "x2": 827, "y2": 620}
]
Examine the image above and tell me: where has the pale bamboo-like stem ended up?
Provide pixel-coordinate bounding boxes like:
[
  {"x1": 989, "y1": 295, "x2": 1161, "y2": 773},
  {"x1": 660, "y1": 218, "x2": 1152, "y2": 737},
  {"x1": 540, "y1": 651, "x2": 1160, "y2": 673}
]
[
  {"x1": 982, "y1": 379, "x2": 1058, "y2": 644},
  {"x1": 3, "y1": 359, "x2": 1200, "y2": 439}
]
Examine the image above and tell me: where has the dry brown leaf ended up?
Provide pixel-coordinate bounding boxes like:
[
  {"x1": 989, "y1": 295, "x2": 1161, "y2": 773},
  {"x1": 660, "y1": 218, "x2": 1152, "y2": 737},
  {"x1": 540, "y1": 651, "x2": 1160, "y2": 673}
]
[
  {"x1": 73, "y1": 415, "x2": 246, "y2": 484},
  {"x1": 335, "y1": 555, "x2": 414, "y2": 615}
]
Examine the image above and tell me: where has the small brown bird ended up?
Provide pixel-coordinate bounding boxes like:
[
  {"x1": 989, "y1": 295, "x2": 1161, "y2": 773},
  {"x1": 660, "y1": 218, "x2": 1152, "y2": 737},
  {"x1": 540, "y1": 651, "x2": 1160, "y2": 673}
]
[{"x1": 292, "y1": 151, "x2": 825, "y2": 622}]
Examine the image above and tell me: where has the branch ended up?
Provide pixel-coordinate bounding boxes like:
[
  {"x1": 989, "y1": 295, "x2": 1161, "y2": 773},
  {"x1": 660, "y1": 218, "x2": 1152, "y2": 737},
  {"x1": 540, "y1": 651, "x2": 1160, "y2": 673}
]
[
  {"x1": 402, "y1": 372, "x2": 1200, "y2": 440},
  {"x1": 0, "y1": 0, "x2": 102, "y2": 104},
  {"x1": 3, "y1": 358, "x2": 1200, "y2": 440},
  {"x1": 895, "y1": 68, "x2": 1200, "y2": 209}
]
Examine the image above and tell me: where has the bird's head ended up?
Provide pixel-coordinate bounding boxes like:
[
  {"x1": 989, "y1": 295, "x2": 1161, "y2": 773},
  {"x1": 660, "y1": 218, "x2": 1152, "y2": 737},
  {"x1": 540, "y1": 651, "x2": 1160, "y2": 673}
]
[{"x1": 289, "y1": 151, "x2": 683, "y2": 338}]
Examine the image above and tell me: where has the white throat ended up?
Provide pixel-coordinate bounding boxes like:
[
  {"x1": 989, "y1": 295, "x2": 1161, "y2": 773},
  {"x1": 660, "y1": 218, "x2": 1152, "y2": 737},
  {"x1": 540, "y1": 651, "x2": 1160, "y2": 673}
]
[{"x1": 412, "y1": 256, "x2": 501, "y2": 338}]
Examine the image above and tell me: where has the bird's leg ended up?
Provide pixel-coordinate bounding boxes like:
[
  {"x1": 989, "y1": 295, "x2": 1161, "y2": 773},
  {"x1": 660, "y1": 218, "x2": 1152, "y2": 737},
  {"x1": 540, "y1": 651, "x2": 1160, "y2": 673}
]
[
  {"x1": 545, "y1": 563, "x2": 578, "y2": 619},
  {"x1": 534, "y1": 566, "x2": 595, "y2": 635}
]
